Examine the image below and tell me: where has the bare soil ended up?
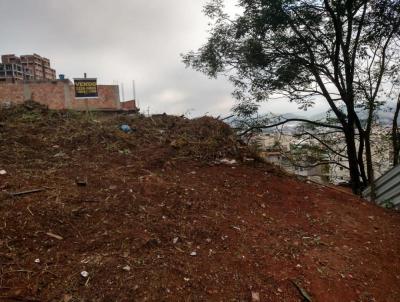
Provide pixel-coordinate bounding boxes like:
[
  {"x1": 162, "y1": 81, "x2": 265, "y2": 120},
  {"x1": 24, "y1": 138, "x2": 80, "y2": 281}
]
[{"x1": 0, "y1": 104, "x2": 399, "y2": 302}]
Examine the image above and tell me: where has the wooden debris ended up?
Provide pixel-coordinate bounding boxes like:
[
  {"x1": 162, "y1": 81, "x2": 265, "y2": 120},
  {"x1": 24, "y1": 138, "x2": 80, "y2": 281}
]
[
  {"x1": 291, "y1": 280, "x2": 312, "y2": 302},
  {"x1": 46, "y1": 232, "x2": 63, "y2": 240},
  {"x1": 7, "y1": 188, "x2": 46, "y2": 197}
]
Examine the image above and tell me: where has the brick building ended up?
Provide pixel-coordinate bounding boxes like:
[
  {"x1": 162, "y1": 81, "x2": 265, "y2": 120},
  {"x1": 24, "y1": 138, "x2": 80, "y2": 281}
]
[
  {"x1": 0, "y1": 53, "x2": 56, "y2": 83},
  {"x1": 0, "y1": 79, "x2": 139, "y2": 112}
]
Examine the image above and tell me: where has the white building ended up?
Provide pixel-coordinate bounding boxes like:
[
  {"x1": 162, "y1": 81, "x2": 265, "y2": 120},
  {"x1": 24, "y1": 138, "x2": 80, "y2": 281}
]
[{"x1": 254, "y1": 125, "x2": 393, "y2": 185}]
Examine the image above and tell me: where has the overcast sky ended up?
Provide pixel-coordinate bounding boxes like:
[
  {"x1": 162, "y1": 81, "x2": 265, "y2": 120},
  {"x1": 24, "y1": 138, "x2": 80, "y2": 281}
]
[{"x1": 0, "y1": 0, "x2": 328, "y2": 117}]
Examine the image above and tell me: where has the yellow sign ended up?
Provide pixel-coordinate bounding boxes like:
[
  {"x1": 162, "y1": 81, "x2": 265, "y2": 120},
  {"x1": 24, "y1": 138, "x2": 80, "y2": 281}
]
[{"x1": 74, "y1": 78, "x2": 98, "y2": 99}]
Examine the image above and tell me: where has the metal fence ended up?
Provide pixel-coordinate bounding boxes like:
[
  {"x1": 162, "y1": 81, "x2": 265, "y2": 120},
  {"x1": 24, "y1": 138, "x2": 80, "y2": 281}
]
[{"x1": 363, "y1": 165, "x2": 400, "y2": 209}]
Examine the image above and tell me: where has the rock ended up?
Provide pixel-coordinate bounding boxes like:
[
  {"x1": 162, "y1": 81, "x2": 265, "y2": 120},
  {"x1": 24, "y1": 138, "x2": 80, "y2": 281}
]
[
  {"x1": 54, "y1": 152, "x2": 67, "y2": 158},
  {"x1": 173, "y1": 237, "x2": 179, "y2": 244},
  {"x1": 0, "y1": 170, "x2": 6, "y2": 175},
  {"x1": 219, "y1": 158, "x2": 237, "y2": 165},
  {"x1": 251, "y1": 291, "x2": 260, "y2": 302},
  {"x1": 122, "y1": 265, "x2": 131, "y2": 271},
  {"x1": 190, "y1": 251, "x2": 197, "y2": 256},
  {"x1": 80, "y1": 271, "x2": 89, "y2": 278}
]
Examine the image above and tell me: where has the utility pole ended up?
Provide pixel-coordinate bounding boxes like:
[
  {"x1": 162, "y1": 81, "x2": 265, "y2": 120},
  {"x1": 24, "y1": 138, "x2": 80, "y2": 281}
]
[
  {"x1": 132, "y1": 80, "x2": 139, "y2": 110},
  {"x1": 84, "y1": 73, "x2": 88, "y2": 115},
  {"x1": 121, "y1": 83, "x2": 125, "y2": 101}
]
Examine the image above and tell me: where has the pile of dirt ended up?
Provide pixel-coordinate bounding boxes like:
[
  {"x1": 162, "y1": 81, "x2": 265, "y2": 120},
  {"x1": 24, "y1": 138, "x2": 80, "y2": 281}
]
[
  {"x1": 0, "y1": 103, "x2": 399, "y2": 302},
  {"x1": 0, "y1": 102, "x2": 253, "y2": 167}
]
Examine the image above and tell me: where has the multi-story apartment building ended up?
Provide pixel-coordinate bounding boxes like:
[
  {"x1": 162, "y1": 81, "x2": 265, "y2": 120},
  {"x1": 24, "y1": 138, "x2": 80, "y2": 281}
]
[
  {"x1": 0, "y1": 53, "x2": 56, "y2": 83},
  {"x1": 20, "y1": 54, "x2": 56, "y2": 81}
]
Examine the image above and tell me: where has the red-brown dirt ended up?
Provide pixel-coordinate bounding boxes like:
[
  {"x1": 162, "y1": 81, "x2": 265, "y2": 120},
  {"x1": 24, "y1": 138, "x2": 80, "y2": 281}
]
[{"x1": 0, "y1": 104, "x2": 399, "y2": 302}]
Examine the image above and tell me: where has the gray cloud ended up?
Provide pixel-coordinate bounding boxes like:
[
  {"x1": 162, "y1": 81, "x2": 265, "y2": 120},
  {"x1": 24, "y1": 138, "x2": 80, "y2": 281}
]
[{"x1": 0, "y1": 0, "x2": 323, "y2": 117}]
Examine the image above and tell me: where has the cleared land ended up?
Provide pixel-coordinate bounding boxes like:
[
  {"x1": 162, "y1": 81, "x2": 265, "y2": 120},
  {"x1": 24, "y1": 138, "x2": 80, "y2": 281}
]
[{"x1": 0, "y1": 103, "x2": 399, "y2": 302}]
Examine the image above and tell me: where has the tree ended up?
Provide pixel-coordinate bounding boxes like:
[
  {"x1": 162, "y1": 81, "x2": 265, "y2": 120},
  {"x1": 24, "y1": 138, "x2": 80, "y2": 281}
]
[
  {"x1": 393, "y1": 97, "x2": 400, "y2": 165},
  {"x1": 387, "y1": 62, "x2": 400, "y2": 166},
  {"x1": 183, "y1": 0, "x2": 400, "y2": 194}
]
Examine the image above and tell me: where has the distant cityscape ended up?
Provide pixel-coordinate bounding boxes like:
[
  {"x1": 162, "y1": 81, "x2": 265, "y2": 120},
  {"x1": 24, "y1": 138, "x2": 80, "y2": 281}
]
[{"x1": 254, "y1": 125, "x2": 393, "y2": 185}]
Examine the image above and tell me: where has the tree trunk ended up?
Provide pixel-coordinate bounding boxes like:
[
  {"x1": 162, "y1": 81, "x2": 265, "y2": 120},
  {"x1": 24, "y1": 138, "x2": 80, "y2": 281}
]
[
  {"x1": 344, "y1": 126, "x2": 363, "y2": 194},
  {"x1": 364, "y1": 133, "x2": 374, "y2": 183},
  {"x1": 393, "y1": 96, "x2": 400, "y2": 166},
  {"x1": 357, "y1": 130, "x2": 368, "y2": 186}
]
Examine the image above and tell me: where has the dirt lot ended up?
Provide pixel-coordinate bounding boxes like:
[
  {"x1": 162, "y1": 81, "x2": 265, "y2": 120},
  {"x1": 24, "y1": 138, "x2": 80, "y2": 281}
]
[{"x1": 0, "y1": 104, "x2": 399, "y2": 302}]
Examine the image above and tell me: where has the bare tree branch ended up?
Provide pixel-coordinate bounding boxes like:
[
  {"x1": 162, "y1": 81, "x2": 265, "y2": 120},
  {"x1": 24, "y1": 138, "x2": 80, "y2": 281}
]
[{"x1": 239, "y1": 118, "x2": 343, "y2": 136}]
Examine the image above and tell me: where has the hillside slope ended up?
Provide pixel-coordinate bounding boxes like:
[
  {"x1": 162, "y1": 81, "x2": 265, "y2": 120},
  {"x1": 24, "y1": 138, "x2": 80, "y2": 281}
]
[{"x1": 0, "y1": 104, "x2": 399, "y2": 302}]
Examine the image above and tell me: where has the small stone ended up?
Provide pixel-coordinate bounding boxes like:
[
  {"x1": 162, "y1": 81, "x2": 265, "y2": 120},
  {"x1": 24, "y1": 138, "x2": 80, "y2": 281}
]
[
  {"x1": 54, "y1": 152, "x2": 66, "y2": 158},
  {"x1": 63, "y1": 294, "x2": 73, "y2": 302},
  {"x1": 34, "y1": 258, "x2": 40, "y2": 264},
  {"x1": 251, "y1": 291, "x2": 260, "y2": 302},
  {"x1": 0, "y1": 170, "x2": 6, "y2": 175},
  {"x1": 123, "y1": 265, "x2": 131, "y2": 271},
  {"x1": 80, "y1": 271, "x2": 89, "y2": 278},
  {"x1": 173, "y1": 237, "x2": 179, "y2": 244},
  {"x1": 190, "y1": 251, "x2": 197, "y2": 256}
]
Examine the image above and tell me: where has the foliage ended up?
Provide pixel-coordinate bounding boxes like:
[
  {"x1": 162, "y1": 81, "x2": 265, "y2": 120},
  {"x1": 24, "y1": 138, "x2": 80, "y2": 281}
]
[{"x1": 183, "y1": 0, "x2": 400, "y2": 193}]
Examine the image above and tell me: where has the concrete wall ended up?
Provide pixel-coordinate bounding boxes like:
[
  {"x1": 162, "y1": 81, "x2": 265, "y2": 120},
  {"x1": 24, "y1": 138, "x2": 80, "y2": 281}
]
[{"x1": 0, "y1": 80, "x2": 121, "y2": 110}]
